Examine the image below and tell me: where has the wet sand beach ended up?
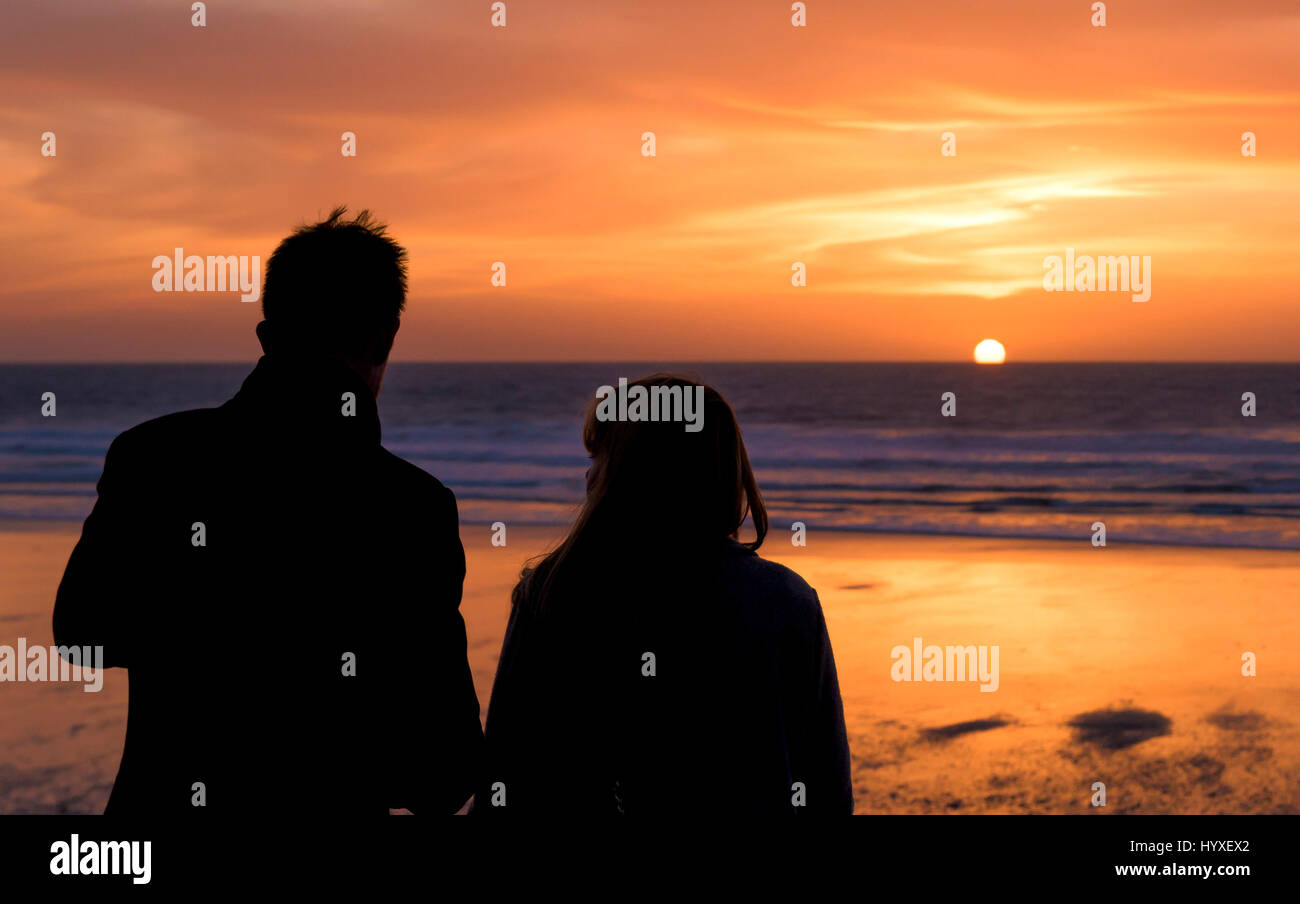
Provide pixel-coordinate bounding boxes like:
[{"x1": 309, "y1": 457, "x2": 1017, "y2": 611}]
[{"x1": 2, "y1": 524, "x2": 1295, "y2": 814}]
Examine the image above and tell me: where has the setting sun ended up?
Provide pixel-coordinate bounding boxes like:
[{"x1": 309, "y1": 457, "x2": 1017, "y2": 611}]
[{"x1": 974, "y1": 339, "x2": 1007, "y2": 365}]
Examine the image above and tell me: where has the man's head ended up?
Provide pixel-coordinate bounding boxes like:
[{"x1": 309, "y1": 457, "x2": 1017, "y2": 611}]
[{"x1": 257, "y1": 206, "x2": 407, "y2": 396}]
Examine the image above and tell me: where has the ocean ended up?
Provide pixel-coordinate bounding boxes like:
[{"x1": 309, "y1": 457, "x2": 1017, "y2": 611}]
[{"x1": 2, "y1": 362, "x2": 1299, "y2": 548}]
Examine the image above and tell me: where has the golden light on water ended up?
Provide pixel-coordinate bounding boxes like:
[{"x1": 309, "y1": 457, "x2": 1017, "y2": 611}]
[{"x1": 974, "y1": 339, "x2": 1007, "y2": 365}]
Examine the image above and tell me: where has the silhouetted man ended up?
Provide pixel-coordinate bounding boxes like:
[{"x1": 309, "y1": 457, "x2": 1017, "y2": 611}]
[{"x1": 54, "y1": 207, "x2": 482, "y2": 814}]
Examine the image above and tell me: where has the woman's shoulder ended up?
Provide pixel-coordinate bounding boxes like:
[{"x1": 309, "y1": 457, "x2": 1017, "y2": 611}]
[{"x1": 718, "y1": 539, "x2": 822, "y2": 619}]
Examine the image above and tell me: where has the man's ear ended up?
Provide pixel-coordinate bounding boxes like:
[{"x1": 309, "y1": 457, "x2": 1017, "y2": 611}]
[
  {"x1": 255, "y1": 320, "x2": 273, "y2": 354},
  {"x1": 370, "y1": 316, "x2": 399, "y2": 365}
]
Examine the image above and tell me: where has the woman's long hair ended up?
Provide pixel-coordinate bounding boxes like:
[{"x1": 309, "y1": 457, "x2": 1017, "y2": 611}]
[{"x1": 517, "y1": 373, "x2": 767, "y2": 616}]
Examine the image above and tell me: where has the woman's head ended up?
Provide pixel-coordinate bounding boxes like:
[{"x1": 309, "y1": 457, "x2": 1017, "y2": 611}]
[
  {"x1": 582, "y1": 373, "x2": 766, "y2": 543},
  {"x1": 520, "y1": 373, "x2": 767, "y2": 613}
]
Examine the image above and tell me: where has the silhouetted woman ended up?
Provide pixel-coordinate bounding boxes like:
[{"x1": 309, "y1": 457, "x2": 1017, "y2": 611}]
[{"x1": 477, "y1": 374, "x2": 852, "y2": 815}]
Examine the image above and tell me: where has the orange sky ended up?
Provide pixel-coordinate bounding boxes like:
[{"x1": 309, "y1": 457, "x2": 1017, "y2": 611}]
[{"x1": 1, "y1": 0, "x2": 1298, "y2": 362}]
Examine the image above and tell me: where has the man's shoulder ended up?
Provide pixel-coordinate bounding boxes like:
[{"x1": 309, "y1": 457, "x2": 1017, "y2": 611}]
[
  {"x1": 375, "y1": 446, "x2": 457, "y2": 509},
  {"x1": 109, "y1": 408, "x2": 225, "y2": 458}
]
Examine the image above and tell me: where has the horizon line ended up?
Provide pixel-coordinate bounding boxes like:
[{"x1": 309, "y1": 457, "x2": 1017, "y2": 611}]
[{"x1": 3, "y1": 359, "x2": 1300, "y2": 367}]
